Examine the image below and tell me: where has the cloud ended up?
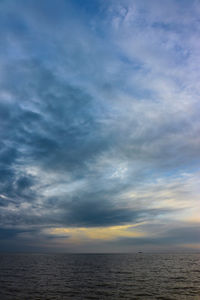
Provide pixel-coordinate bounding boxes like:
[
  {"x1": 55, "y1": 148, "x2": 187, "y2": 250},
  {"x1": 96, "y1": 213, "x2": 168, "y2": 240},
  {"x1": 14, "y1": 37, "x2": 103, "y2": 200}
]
[
  {"x1": 0, "y1": 0, "x2": 200, "y2": 251},
  {"x1": 111, "y1": 223, "x2": 200, "y2": 250}
]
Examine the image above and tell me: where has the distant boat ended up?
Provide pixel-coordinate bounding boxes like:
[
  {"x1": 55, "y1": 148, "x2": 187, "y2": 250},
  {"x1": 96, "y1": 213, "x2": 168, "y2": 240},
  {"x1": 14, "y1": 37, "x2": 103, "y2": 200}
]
[{"x1": 138, "y1": 251, "x2": 143, "y2": 253}]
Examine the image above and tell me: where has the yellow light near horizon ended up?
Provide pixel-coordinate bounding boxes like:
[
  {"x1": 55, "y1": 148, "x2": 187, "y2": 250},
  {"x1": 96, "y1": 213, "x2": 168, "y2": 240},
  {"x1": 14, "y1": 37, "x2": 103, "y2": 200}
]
[
  {"x1": 182, "y1": 243, "x2": 200, "y2": 249},
  {"x1": 48, "y1": 223, "x2": 146, "y2": 242}
]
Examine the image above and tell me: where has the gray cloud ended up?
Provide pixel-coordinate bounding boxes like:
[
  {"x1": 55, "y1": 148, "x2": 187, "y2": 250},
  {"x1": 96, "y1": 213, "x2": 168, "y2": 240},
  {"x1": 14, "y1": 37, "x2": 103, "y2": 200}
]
[{"x1": 112, "y1": 225, "x2": 200, "y2": 248}]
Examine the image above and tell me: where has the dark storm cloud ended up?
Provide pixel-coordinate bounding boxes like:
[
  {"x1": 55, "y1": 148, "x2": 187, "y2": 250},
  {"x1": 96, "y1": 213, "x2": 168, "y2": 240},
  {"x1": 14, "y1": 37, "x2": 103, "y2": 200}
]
[
  {"x1": 62, "y1": 197, "x2": 137, "y2": 227},
  {"x1": 0, "y1": 60, "x2": 109, "y2": 176},
  {"x1": 64, "y1": 204, "x2": 171, "y2": 227},
  {"x1": 43, "y1": 189, "x2": 171, "y2": 228},
  {"x1": 0, "y1": 228, "x2": 33, "y2": 239},
  {"x1": 0, "y1": 58, "x2": 107, "y2": 208},
  {"x1": 0, "y1": 228, "x2": 20, "y2": 239}
]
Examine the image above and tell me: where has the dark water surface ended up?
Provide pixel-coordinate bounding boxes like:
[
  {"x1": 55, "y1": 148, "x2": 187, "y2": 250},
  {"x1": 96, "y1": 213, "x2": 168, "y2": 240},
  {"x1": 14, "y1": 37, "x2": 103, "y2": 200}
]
[{"x1": 0, "y1": 253, "x2": 200, "y2": 299}]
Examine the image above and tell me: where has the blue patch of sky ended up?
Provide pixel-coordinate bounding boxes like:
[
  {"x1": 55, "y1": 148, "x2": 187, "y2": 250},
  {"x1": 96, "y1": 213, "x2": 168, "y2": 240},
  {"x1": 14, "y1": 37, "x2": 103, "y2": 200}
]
[{"x1": 72, "y1": 0, "x2": 102, "y2": 16}]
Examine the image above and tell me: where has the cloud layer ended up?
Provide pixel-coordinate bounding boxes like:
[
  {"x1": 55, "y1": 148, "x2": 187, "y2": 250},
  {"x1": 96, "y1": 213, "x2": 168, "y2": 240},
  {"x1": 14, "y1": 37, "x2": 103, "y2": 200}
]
[{"x1": 0, "y1": 0, "x2": 200, "y2": 252}]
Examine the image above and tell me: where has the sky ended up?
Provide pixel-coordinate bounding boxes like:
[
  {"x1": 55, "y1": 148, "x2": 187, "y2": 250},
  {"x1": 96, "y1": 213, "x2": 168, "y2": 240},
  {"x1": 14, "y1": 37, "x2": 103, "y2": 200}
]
[{"x1": 0, "y1": 0, "x2": 200, "y2": 253}]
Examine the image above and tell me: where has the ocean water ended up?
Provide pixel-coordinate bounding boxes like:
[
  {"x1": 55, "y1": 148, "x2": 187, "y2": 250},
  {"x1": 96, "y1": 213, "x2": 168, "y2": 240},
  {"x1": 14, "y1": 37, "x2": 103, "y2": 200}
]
[{"x1": 0, "y1": 253, "x2": 200, "y2": 300}]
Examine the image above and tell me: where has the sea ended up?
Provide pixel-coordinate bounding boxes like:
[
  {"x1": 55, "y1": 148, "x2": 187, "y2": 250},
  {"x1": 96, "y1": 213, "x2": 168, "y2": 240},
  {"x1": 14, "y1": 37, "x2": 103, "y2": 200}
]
[{"x1": 0, "y1": 253, "x2": 200, "y2": 299}]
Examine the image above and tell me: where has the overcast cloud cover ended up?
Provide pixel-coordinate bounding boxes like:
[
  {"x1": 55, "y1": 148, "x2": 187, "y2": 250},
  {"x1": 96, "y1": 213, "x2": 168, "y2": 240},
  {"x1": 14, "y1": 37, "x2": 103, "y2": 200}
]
[{"x1": 0, "y1": 0, "x2": 200, "y2": 252}]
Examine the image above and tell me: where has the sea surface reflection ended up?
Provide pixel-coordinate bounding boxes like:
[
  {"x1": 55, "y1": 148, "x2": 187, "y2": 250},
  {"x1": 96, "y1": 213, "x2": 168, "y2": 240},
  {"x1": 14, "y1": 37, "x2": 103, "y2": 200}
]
[{"x1": 0, "y1": 253, "x2": 200, "y2": 299}]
